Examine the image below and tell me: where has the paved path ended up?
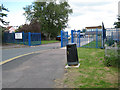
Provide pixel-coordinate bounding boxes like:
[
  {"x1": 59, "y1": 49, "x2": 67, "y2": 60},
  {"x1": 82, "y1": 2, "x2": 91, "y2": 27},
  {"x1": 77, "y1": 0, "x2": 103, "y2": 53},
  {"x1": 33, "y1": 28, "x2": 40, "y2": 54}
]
[
  {"x1": 69, "y1": 38, "x2": 94, "y2": 47},
  {"x1": 2, "y1": 48, "x2": 66, "y2": 88},
  {"x1": 2, "y1": 43, "x2": 61, "y2": 61},
  {"x1": 80, "y1": 38, "x2": 94, "y2": 46}
]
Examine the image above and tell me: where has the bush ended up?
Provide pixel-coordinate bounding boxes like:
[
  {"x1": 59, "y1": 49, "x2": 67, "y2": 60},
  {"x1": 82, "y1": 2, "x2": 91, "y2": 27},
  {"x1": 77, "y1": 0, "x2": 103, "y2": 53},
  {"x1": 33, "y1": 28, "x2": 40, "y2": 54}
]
[
  {"x1": 104, "y1": 48, "x2": 120, "y2": 67},
  {"x1": 104, "y1": 55, "x2": 118, "y2": 67},
  {"x1": 106, "y1": 38, "x2": 114, "y2": 46}
]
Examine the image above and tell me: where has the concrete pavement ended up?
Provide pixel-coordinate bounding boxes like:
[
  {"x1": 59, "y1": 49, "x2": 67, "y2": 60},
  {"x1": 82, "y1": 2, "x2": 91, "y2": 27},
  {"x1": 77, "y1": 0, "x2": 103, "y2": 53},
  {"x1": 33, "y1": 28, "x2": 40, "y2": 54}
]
[{"x1": 2, "y1": 48, "x2": 66, "y2": 88}]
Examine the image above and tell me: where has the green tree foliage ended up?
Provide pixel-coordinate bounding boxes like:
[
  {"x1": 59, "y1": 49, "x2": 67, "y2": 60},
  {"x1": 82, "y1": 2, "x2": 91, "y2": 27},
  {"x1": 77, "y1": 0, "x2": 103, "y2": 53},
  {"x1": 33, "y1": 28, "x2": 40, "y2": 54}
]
[
  {"x1": 23, "y1": 1, "x2": 72, "y2": 40},
  {"x1": 82, "y1": 29, "x2": 86, "y2": 33},
  {"x1": 0, "y1": 4, "x2": 9, "y2": 25},
  {"x1": 0, "y1": 4, "x2": 9, "y2": 43},
  {"x1": 114, "y1": 15, "x2": 120, "y2": 28}
]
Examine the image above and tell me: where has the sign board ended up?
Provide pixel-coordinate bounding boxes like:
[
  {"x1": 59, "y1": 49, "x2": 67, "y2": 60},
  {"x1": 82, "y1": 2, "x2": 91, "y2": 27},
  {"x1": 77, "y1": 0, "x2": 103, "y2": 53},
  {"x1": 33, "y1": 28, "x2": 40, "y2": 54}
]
[{"x1": 15, "y1": 33, "x2": 22, "y2": 39}]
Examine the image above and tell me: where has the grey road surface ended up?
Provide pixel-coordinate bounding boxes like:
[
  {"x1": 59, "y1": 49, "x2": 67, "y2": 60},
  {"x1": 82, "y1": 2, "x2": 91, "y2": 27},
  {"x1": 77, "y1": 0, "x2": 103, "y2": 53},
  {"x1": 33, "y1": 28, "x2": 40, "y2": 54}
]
[
  {"x1": 2, "y1": 38, "x2": 93, "y2": 61},
  {"x1": 2, "y1": 43, "x2": 61, "y2": 61},
  {"x1": 2, "y1": 48, "x2": 66, "y2": 88},
  {"x1": 2, "y1": 38, "x2": 94, "y2": 88}
]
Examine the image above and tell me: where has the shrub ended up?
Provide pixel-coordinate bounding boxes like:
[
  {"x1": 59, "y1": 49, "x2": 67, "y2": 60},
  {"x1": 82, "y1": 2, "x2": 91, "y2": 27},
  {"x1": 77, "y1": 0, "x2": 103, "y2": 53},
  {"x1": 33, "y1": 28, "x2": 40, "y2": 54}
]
[
  {"x1": 104, "y1": 55, "x2": 118, "y2": 67},
  {"x1": 106, "y1": 38, "x2": 114, "y2": 46}
]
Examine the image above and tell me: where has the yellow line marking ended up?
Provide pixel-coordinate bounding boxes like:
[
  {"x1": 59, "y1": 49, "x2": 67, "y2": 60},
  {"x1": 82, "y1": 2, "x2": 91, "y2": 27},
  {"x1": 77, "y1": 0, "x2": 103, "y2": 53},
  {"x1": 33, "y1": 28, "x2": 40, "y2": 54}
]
[{"x1": 0, "y1": 49, "x2": 52, "y2": 65}]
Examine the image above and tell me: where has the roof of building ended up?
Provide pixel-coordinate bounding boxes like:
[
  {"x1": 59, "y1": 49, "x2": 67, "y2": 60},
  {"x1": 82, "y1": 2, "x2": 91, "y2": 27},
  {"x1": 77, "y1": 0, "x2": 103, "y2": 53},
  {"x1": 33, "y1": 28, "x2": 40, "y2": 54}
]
[
  {"x1": 86, "y1": 26, "x2": 102, "y2": 29},
  {"x1": 7, "y1": 26, "x2": 12, "y2": 30}
]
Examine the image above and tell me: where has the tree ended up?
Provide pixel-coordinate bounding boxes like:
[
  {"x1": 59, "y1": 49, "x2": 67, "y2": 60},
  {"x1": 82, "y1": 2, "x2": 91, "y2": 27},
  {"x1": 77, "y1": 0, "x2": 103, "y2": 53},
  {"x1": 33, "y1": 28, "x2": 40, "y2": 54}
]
[
  {"x1": 82, "y1": 29, "x2": 86, "y2": 33},
  {"x1": 17, "y1": 20, "x2": 41, "y2": 33},
  {"x1": 23, "y1": 1, "x2": 72, "y2": 40},
  {"x1": 0, "y1": 4, "x2": 9, "y2": 25},
  {"x1": 114, "y1": 15, "x2": 120, "y2": 28}
]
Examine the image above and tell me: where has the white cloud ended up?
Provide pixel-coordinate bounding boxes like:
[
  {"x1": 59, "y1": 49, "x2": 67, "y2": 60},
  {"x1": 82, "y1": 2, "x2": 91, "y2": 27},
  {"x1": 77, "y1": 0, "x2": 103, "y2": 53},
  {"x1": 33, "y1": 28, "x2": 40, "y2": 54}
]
[
  {"x1": 65, "y1": 0, "x2": 119, "y2": 34},
  {"x1": 3, "y1": 10, "x2": 26, "y2": 26},
  {"x1": 1, "y1": 0, "x2": 119, "y2": 34},
  {"x1": 1, "y1": 0, "x2": 34, "y2": 2}
]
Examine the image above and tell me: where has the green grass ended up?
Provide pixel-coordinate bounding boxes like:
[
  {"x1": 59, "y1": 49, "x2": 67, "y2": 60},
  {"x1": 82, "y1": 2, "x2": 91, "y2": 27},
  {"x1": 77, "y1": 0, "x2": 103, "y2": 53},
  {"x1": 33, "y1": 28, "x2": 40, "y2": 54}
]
[
  {"x1": 83, "y1": 40, "x2": 102, "y2": 48},
  {"x1": 41, "y1": 40, "x2": 60, "y2": 44},
  {"x1": 63, "y1": 48, "x2": 118, "y2": 88},
  {"x1": 4, "y1": 40, "x2": 60, "y2": 46},
  {"x1": 24, "y1": 40, "x2": 60, "y2": 45}
]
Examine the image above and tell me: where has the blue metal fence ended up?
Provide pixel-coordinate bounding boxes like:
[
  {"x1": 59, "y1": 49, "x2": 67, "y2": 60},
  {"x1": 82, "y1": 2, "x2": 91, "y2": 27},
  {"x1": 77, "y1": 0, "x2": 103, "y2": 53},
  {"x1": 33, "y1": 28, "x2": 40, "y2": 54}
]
[
  {"x1": 71, "y1": 28, "x2": 103, "y2": 48},
  {"x1": 71, "y1": 30, "x2": 80, "y2": 47},
  {"x1": 4, "y1": 32, "x2": 41, "y2": 46},
  {"x1": 61, "y1": 28, "x2": 120, "y2": 48},
  {"x1": 31, "y1": 33, "x2": 41, "y2": 46},
  {"x1": 61, "y1": 30, "x2": 68, "y2": 47},
  {"x1": 105, "y1": 28, "x2": 120, "y2": 46}
]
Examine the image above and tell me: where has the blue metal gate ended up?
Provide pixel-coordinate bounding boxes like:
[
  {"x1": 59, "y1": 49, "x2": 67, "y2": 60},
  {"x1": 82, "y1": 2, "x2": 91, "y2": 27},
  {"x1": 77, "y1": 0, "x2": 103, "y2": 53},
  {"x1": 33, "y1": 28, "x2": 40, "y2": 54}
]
[
  {"x1": 71, "y1": 29, "x2": 103, "y2": 48},
  {"x1": 71, "y1": 30, "x2": 80, "y2": 47},
  {"x1": 4, "y1": 32, "x2": 41, "y2": 46},
  {"x1": 61, "y1": 30, "x2": 68, "y2": 47}
]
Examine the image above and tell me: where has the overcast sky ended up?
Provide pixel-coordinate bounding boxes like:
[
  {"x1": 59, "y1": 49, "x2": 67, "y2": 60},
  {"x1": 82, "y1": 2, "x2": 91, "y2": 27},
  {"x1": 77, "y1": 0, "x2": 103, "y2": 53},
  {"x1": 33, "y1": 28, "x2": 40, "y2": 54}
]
[
  {"x1": 1, "y1": 0, "x2": 120, "y2": 33},
  {"x1": 66, "y1": 0, "x2": 119, "y2": 31}
]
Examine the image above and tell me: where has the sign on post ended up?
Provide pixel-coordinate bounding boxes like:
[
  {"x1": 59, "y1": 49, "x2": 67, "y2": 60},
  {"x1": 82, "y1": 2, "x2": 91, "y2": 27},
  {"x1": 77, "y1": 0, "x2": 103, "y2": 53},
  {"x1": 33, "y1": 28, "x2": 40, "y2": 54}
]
[{"x1": 15, "y1": 33, "x2": 22, "y2": 39}]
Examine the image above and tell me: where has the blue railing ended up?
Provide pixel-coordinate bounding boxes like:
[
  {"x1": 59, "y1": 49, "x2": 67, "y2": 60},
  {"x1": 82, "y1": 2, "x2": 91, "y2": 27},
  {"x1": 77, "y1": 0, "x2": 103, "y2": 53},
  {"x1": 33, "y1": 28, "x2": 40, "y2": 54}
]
[
  {"x1": 61, "y1": 30, "x2": 68, "y2": 47},
  {"x1": 4, "y1": 32, "x2": 41, "y2": 46},
  {"x1": 71, "y1": 30, "x2": 80, "y2": 47},
  {"x1": 105, "y1": 29, "x2": 120, "y2": 46},
  {"x1": 71, "y1": 29, "x2": 103, "y2": 48}
]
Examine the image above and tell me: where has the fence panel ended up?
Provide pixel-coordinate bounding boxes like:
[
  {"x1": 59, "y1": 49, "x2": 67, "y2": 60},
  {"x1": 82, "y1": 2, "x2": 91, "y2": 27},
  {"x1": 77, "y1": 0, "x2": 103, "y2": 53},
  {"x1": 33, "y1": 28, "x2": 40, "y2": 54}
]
[
  {"x1": 24, "y1": 32, "x2": 29, "y2": 45},
  {"x1": 4, "y1": 33, "x2": 15, "y2": 43},
  {"x1": 82, "y1": 28, "x2": 102, "y2": 48},
  {"x1": 4, "y1": 32, "x2": 41, "y2": 46},
  {"x1": 61, "y1": 30, "x2": 68, "y2": 47},
  {"x1": 31, "y1": 33, "x2": 41, "y2": 46},
  {"x1": 105, "y1": 28, "x2": 120, "y2": 46},
  {"x1": 71, "y1": 29, "x2": 103, "y2": 48},
  {"x1": 71, "y1": 30, "x2": 80, "y2": 47}
]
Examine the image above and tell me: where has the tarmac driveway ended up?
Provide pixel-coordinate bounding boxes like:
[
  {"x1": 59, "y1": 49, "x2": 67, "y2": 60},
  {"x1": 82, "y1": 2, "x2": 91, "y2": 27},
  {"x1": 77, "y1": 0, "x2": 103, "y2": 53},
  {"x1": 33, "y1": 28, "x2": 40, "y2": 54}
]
[
  {"x1": 2, "y1": 43, "x2": 61, "y2": 61},
  {"x1": 2, "y1": 48, "x2": 66, "y2": 88}
]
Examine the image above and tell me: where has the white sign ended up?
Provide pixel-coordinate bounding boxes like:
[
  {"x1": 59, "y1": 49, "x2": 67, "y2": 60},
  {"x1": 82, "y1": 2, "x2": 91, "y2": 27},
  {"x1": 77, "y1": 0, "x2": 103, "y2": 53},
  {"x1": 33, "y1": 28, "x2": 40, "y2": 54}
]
[{"x1": 15, "y1": 33, "x2": 22, "y2": 39}]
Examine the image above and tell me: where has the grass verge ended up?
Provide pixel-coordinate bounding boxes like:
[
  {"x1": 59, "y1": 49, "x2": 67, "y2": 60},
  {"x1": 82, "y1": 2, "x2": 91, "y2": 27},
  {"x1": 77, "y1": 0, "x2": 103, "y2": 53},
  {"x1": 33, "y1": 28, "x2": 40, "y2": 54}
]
[
  {"x1": 41, "y1": 40, "x2": 60, "y2": 44},
  {"x1": 55, "y1": 48, "x2": 118, "y2": 88},
  {"x1": 3, "y1": 40, "x2": 60, "y2": 46},
  {"x1": 82, "y1": 41, "x2": 102, "y2": 48}
]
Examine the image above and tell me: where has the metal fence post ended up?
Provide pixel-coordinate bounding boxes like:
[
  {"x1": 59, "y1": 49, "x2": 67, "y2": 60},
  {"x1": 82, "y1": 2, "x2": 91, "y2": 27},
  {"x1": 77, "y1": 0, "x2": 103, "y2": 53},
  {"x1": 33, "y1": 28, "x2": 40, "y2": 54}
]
[
  {"x1": 28, "y1": 32, "x2": 31, "y2": 46},
  {"x1": 67, "y1": 32, "x2": 68, "y2": 44},
  {"x1": 22, "y1": 31, "x2": 25, "y2": 45},
  {"x1": 40, "y1": 33, "x2": 41, "y2": 45},
  {"x1": 79, "y1": 30, "x2": 80, "y2": 47},
  {"x1": 71, "y1": 30, "x2": 73, "y2": 43},
  {"x1": 118, "y1": 29, "x2": 120, "y2": 42},
  {"x1": 96, "y1": 28, "x2": 98, "y2": 48},
  {"x1": 61, "y1": 30, "x2": 63, "y2": 48},
  {"x1": 111, "y1": 32, "x2": 113, "y2": 41},
  {"x1": 13, "y1": 33, "x2": 15, "y2": 43},
  {"x1": 102, "y1": 29, "x2": 104, "y2": 48}
]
